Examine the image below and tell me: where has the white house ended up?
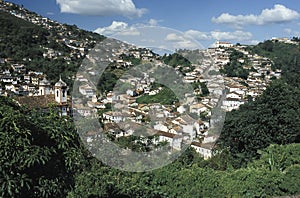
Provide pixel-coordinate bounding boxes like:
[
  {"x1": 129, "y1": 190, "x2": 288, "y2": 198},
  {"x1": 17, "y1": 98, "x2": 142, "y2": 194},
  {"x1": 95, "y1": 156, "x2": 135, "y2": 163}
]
[
  {"x1": 102, "y1": 111, "x2": 126, "y2": 123},
  {"x1": 157, "y1": 131, "x2": 182, "y2": 150},
  {"x1": 154, "y1": 123, "x2": 169, "y2": 132},
  {"x1": 226, "y1": 92, "x2": 243, "y2": 100},
  {"x1": 79, "y1": 84, "x2": 95, "y2": 98},
  {"x1": 191, "y1": 141, "x2": 214, "y2": 159},
  {"x1": 189, "y1": 103, "x2": 209, "y2": 116},
  {"x1": 222, "y1": 97, "x2": 244, "y2": 111}
]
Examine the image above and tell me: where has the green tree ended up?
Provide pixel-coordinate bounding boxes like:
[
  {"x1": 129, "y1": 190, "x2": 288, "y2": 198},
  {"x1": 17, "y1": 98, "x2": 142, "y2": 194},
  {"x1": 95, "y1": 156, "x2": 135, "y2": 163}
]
[
  {"x1": 0, "y1": 96, "x2": 87, "y2": 197},
  {"x1": 217, "y1": 80, "x2": 300, "y2": 166}
]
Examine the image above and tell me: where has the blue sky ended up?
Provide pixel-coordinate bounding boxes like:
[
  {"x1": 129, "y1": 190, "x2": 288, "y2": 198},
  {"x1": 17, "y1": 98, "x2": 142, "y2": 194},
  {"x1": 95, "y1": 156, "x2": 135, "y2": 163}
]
[{"x1": 8, "y1": 0, "x2": 300, "y2": 48}]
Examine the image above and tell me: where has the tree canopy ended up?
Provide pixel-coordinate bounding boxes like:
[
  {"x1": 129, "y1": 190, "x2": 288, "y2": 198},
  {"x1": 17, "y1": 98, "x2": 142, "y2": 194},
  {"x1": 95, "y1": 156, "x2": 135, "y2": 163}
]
[{"x1": 1, "y1": 96, "x2": 300, "y2": 197}]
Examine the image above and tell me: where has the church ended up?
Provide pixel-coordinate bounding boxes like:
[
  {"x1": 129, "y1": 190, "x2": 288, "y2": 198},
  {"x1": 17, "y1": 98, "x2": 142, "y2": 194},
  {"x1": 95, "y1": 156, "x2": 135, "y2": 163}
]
[{"x1": 16, "y1": 77, "x2": 71, "y2": 116}]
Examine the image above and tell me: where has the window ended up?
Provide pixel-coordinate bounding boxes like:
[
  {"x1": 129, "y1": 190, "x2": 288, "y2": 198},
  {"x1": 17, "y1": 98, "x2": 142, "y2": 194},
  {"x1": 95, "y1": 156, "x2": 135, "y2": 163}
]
[
  {"x1": 56, "y1": 90, "x2": 59, "y2": 97},
  {"x1": 62, "y1": 90, "x2": 65, "y2": 97}
]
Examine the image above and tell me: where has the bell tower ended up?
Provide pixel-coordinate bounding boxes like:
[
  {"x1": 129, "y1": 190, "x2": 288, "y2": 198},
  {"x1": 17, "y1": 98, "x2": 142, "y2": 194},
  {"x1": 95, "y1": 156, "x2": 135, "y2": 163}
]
[
  {"x1": 39, "y1": 76, "x2": 51, "y2": 96},
  {"x1": 55, "y1": 76, "x2": 68, "y2": 104}
]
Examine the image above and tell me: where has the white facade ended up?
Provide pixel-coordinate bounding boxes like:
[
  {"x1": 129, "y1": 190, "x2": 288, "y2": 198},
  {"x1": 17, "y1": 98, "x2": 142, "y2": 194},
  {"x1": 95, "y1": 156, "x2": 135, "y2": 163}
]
[
  {"x1": 38, "y1": 77, "x2": 52, "y2": 96},
  {"x1": 55, "y1": 77, "x2": 68, "y2": 104},
  {"x1": 222, "y1": 98, "x2": 244, "y2": 111},
  {"x1": 191, "y1": 143, "x2": 213, "y2": 159},
  {"x1": 214, "y1": 41, "x2": 233, "y2": 48},
  {"x1": 79, "y1": 84, "x2": 95, "y2": 98}
]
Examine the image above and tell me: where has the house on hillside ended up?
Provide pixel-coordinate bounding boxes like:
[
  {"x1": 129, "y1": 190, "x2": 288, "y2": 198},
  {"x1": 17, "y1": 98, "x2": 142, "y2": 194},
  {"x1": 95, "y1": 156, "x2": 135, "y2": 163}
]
[
  {"x1": 191, "y1": 141, "x2": 214, "y2": 159},
  {"x1": 214, "y1": 41, "x2": 233, "y2": 48},
  {"x1": 222, "y1": 97, "x2": 245, "y2": 111}
]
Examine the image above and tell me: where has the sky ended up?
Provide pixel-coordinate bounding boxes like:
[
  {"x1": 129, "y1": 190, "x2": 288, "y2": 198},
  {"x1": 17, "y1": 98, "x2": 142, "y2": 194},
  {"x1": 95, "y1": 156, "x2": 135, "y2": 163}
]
[{"x1": 7, "y1": 0, "x2": 300, "y2": 49}]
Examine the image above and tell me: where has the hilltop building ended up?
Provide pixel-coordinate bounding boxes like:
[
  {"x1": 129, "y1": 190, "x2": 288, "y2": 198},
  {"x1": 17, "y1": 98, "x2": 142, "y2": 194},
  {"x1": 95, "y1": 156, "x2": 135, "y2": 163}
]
[{"x1": 213, "y1": 41, "x2": 233, "y2": 48}]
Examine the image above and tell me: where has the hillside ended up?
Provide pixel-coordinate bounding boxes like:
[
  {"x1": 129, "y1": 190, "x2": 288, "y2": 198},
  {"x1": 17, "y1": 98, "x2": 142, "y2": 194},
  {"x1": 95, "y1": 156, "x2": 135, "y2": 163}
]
[
  {"x1": 217, "y1": 40, "x2": 300, "y2": 166},
  {"x1": 0, "y1": 1, "x2": 104, "y2": 86},
  {"x1": 250, "y1": 40, "x2": 300, "y2": 86}
]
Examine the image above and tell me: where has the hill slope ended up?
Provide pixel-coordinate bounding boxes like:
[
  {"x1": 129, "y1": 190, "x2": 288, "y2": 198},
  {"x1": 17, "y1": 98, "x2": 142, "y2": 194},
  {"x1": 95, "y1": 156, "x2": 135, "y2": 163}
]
[
  {"x1": 0, "y1": 1, "x2": 104, "y2": 85},
  {"x1": 217, "y1": 40, "x2": 300, "y2": 166}
]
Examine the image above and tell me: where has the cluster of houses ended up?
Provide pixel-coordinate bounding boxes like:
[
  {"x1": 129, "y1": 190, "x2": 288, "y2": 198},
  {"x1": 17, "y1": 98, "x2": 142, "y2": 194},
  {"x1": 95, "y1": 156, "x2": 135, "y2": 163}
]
[
  {"x1": 77, "y1": 38, "x2": 286, "y2": 159},
  {"x1": 0, "y1": 62, "x2": 43, "y2": 96},
  {"x1": 209, "y1": 41, "x2": 282, "y2": 111},
  {"x1": 75, "y1": 41, "x2": 226, "y2": 159},
  {"x1": 271, "y1": 37, "x2": 299, "y2": 45}
]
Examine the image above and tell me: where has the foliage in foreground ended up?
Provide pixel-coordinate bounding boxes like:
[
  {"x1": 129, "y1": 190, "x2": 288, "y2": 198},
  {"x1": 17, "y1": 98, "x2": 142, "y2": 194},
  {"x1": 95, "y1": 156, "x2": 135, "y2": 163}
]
[
  {"x1": 1, "y1": 96, "x2": 300, "y2": 197},
  {"x1": 0, "y1": 97, "x2": 88, "y2": 197},
  {"x1": 69, "y1": 144, "x2": 300, "y2": 198}
]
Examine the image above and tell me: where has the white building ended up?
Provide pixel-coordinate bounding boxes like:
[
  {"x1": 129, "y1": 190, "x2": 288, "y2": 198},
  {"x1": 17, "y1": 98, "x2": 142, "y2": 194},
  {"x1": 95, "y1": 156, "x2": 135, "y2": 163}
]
[
  {"x1": 191, "y1": 141, "x2": 214, "y2": 159},
  {"x1": 214, "y1": 41, "x2": 233, "y2": 48},
  {"x1": 79, "y1": 84, "x2": 95, "y2": 98},
  {"x1": 222, "y1": 97, "x2": 245, "y2": 111},
  {"x1": 38, "y1": 77, "x2": 52, "y2": 96},
  {"x1": 55, "y1": 77, "x2": 68, "y2": 104}
]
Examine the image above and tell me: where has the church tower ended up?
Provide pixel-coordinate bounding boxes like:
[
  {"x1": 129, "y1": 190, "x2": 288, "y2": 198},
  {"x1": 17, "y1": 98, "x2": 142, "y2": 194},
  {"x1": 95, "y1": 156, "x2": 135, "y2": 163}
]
[
  {"x1": 39, "y1": 76, "x2": 51, "y2": 96},
  {"x1": 55, "y1": 76, "x2": 68, "y2": 104}
]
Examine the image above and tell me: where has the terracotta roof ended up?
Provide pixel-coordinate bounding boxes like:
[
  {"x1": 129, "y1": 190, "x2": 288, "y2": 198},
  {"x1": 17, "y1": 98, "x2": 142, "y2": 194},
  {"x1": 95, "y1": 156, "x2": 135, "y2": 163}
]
[
  {"x1": 104, "y1": 122, "x2": 121, "y2": 131},
  {"x1": 157, "y1": 131, "x2": 176, "y2": 138},
  {"x1": 15, "y1": 94, "x2": 57, "y2": 109},
  {"x1": 191, "y1": 141, "x2": 202, "y2": 147}
]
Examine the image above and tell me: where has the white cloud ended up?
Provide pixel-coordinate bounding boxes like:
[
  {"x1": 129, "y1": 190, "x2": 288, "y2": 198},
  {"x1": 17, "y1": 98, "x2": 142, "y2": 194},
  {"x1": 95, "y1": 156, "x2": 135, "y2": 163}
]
[
  {"x1": 95, "y1": 22, "x2": 255, "y2": 49},
  {"x1": 46, "y1": 12, "x2": 55, "y2": 15},
  {"x1": 260, "y1": 4, "x2": 299, "y2": 23},
  {"x1": 94, "y1": 19, "x2": 164, "y2": 36},
  {"x1": 56, "y1": 0, "x2": 146, "y2": 17},
  {"x1": 211, "y1": 30, "x2": 253, "y2": 41},
  {"x1": 165, "y1": 33, "x2": 183, "y2": 42},
  {"x1": 212, "y1": 4, "x2": 300, "y2": 28},
  {"x1": 165, "y1": 33, "x2": 198, "y2": 49},
  {"x1": 184, "y1": 30, "x2": 211, "y2": 40},
  {"x1": 94, "y1": 21, "x2": 132, "y2": 35},
  {"x1": 176, "y1": 40, "x2": 199, "y2": 49},
  {"x1": 148, "y1": 19, "x2": 159, "y2": 26},
  {"x1": 182, "y1": 29, "x2": 254, "y2": 44}
]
